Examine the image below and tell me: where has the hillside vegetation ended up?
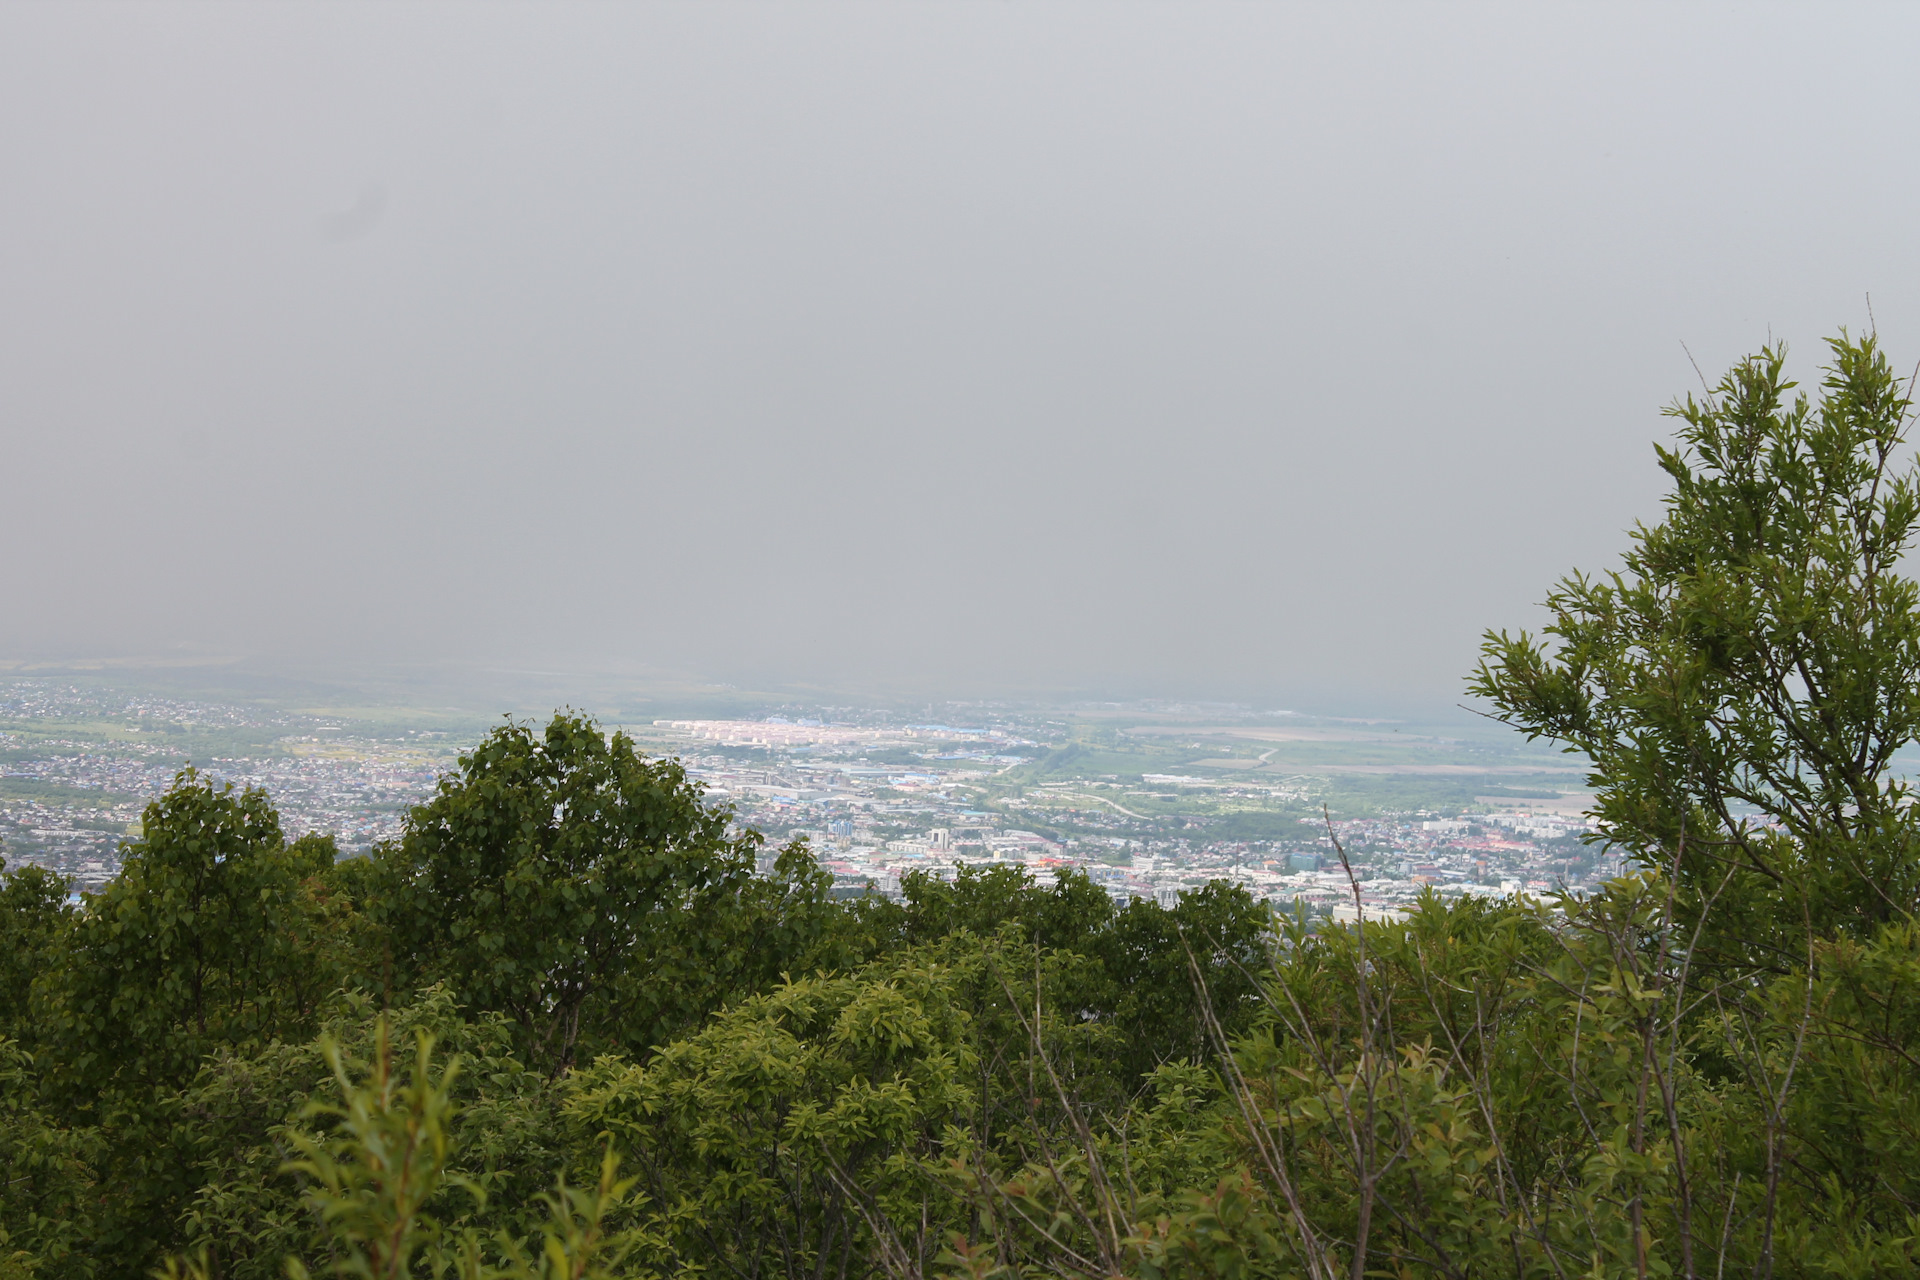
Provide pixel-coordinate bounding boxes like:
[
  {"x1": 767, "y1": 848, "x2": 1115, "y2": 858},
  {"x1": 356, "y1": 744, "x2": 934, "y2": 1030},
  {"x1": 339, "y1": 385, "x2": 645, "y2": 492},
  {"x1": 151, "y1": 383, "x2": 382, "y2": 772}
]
[{"x1": 6, "y1": 334, "x2": 1920, "y2": 1280}]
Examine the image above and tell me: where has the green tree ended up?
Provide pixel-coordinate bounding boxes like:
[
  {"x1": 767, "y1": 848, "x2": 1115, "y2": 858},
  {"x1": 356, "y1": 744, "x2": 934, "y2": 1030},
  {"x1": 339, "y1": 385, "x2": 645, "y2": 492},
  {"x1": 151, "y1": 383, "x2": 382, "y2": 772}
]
[
  {"x1": 893, "y1": 863, "x2": 1117, "y2": 954},
  {"x1": 0, "y1": 856, "x2": 71, "y2": 1048},
  {"x1": 1472, "y1": 332, "x2": 1920, "y2": 968},
  {"x1": 48, "y1": 771, "x2": 339, "y2": 1101},
  {"x1": 569, "y1": 953, "x2": 978, "y2": 1280},
  {"x1": 165, "y1": 1005, "x2": 652, "y2": 1280},
  {"x1": 883, "y1": 866, "x2": 1273, "y2": 1083},
  {"x1": 37, "y1": 771, "x2": 347, "y2": 1278},
  {"x1": 173, "y1": 986, "x2": 575, "y2": 1280},
  {"x1": 377, "y1": 713, "x2": 761, "y2": 1071},
  {"x1": 0, "y1": 1039, "x2": 98, "y2": 1279},
  {"x1": 617, "y1": 837, "x2": 886, "y2": 1046},
  {"x1": 1097, "y1": 881, "x2": 1271, "y2": 1082}
]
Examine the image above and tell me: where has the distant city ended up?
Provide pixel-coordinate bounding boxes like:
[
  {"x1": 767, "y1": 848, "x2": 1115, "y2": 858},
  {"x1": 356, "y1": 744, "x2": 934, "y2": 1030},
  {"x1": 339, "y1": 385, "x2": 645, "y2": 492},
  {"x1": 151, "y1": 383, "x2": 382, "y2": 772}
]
[
  {"x1": 0, "y1": 682, "x2": 454, "y2": 886},
  {"x1": 652, "y1": 717, "x2": 1616, "y2": 922},
  {"x1": 0, "y1": 676, "x2": 1621, "y2": 917}
]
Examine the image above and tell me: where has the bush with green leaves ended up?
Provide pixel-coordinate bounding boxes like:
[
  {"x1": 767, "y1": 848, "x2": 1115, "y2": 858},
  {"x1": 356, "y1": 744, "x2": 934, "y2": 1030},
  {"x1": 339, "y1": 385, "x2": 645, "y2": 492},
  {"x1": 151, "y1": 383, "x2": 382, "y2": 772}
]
[
  {"x1": 874, "y1": 864, "x2": 1275, "y2": 1086},
  {"x1": 160, "y1": 1013, "x2": 652, "y2": 1280},
  {"x1": 0, "y1": 1039, "x2": 99, "y2": 1278},
  {"x1": 570, "y1": 951, "x2": 979, "y2": 1280},
  {"x1": 170, "y1": 986, "x2": 571, "y2": 1280}
]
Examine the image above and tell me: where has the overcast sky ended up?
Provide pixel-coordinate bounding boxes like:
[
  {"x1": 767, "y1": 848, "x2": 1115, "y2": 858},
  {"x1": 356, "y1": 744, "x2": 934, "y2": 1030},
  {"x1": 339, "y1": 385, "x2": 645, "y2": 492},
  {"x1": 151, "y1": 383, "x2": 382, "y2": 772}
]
[{"x1": 4, "y1": 3, "x2": 1919, "y2": 707}]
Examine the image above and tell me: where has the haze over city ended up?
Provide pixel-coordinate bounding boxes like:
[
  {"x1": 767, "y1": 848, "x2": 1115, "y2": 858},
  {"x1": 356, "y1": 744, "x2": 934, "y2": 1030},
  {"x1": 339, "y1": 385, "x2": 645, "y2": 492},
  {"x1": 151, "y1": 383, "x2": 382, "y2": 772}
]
[{"x1": 8, "y1": 4, "x2": 1920, "y2": 707}]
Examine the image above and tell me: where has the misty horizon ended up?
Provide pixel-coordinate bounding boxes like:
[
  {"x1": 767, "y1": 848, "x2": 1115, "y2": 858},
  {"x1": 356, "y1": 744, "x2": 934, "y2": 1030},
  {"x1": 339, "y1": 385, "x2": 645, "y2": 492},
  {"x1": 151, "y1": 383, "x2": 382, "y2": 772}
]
[{"x1": 8, "y1": 4, "x2": 1920, "y2": 705}]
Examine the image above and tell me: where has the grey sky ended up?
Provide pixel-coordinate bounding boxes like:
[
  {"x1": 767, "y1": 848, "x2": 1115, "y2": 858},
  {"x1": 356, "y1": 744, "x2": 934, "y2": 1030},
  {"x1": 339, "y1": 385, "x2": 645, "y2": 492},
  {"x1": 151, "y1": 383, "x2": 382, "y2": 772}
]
[{"x1": 4, "y1": 3, "x2": 1917, "y2": 706}]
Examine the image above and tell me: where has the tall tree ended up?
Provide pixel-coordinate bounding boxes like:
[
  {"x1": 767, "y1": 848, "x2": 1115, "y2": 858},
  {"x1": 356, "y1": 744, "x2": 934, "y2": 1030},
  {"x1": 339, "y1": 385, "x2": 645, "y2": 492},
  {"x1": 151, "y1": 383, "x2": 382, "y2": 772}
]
[
  {"x1": 0, "y1": 854, "x2": 71, "y2": 1049},
  {"x1": 47, "y1": 771, "x2": 335, "y2": 1099},
  {"x1": 38, "y1": 772, "x2": 344, "y2": 1277},
  {"x1": 378, "y1": 712, "x2": 760, "y2": 1071},
  {"x1": 1472, "y1": 332, "x2": 1920, "y2": 966}
]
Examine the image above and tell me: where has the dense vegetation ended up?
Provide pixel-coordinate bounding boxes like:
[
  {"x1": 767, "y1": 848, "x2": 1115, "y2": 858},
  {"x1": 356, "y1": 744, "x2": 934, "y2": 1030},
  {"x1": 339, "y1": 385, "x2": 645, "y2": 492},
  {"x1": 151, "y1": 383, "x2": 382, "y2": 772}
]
[{"x1": 5, "y1": 333, "x2": 1920, "y2": 1279}]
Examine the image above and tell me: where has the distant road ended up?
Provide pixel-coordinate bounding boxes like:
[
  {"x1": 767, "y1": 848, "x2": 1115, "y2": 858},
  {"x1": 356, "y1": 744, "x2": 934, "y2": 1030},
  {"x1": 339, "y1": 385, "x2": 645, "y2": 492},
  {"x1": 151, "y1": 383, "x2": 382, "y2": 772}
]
[{"x1": 1045, "y1": 791, "x2": 1152, "y2": 820}]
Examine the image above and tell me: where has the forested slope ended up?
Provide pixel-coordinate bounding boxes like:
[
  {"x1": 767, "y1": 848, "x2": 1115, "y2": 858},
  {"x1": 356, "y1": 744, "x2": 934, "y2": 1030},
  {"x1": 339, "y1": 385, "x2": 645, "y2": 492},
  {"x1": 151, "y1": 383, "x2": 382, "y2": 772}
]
[{"x1": 6, "y1": 334, "x2": 1920, "y2": 1280}]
